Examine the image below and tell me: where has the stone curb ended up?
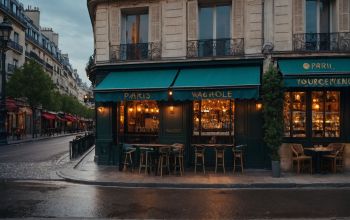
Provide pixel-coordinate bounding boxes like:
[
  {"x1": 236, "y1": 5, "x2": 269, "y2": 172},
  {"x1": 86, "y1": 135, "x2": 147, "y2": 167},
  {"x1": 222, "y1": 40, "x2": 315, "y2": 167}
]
[{"x1": 56, "y1": 170, "x2": 350, "y2": 189}]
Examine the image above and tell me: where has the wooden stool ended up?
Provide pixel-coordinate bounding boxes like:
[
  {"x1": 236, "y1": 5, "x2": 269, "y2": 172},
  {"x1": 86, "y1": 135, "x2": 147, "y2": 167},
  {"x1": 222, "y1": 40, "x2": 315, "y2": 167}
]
[
  {"x1": 122, "y1": 144, "x2": 136, "y2": 172},
  {"x1": 215, "y1": 147, "x2": 225, "y2": 173},
  {"x1": 158, "y1": 147, "x2": 171, "y2": 177},
  {"x1": 172, "y1": 143, "x2": 185, "y2": 176},
  {"x1": 194, "y1": 145, "x2": 206, "y2": 174},
  {"x1": 139, "y1": 148, "x2": 154, "y2": 174},
  {"x1": 233, "y1": 145, "x2": 245, "y2": 174}
]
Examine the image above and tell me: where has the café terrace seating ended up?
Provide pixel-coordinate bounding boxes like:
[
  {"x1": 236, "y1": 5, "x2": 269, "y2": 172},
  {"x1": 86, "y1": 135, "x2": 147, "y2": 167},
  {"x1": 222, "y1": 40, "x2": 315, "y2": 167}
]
[
  {"x1": 291, "y1": 144, "x2": 313, "y2": 174},
  {"x1": 322, "y1": 143, "x2": 345, "y2": 173}
]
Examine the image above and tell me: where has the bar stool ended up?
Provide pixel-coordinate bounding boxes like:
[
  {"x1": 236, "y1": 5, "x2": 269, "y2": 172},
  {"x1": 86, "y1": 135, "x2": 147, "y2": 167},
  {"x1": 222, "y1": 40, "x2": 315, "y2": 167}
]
[
  {"x1": 122, "y1": 144, "x2": 136, "y2": 171},
  {"x1": 139, "y1": 147, "x2": 154, "y2": 174},
  {"x1": 215, "y1": 147, "x2": 225, "y2": 173},
  {"x1": 172, "y1": 143, "x2": 185, "y2": 176},
  {"x1": 194, "y1": 145, "x2": 206, "y2": 174},
  {"x1": 233, "y1": 145, "x2": 246, "y2": 174},
  {"x1": 158, "y1": 146, "x2": 171, "y2": 176}
]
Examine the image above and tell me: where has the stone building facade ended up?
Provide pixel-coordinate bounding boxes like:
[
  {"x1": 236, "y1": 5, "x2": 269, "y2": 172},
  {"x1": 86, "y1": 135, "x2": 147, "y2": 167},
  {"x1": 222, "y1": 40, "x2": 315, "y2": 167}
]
[{"x1": 87, "y1": 0, "x2": 350, "y2": 171}]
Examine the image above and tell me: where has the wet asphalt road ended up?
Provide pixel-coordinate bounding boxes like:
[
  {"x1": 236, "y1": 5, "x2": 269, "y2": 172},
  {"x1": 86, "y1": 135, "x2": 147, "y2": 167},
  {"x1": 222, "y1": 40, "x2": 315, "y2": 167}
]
[
  {"x1": 0, "y1": 181, "x2": 349, "y2": 219},
  {"x1": 0, "y1": 135, "x2": 77, "y2": 180}
]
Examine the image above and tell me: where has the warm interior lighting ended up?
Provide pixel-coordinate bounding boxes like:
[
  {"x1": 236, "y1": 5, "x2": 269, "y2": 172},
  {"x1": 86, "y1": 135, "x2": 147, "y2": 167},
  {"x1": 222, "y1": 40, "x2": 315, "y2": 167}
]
[
  {"x1": 137, "y1": 107, "x2": 142, "y2": 112},
  {"x1": 98, "y1": 107, "x2": 104, "y2": 113},
  {"x1": 169, "y1": 106, "x2": 174, "y2": 114},
  {"x1": 168, "y1": 90, "x2": 173, "y2": 96},
  {"x1": 256, "y1": 103, "x2": 263, "y2": 110},
  {"x1": 128, "y1": 108, "x2": 134, "y2": 112}
]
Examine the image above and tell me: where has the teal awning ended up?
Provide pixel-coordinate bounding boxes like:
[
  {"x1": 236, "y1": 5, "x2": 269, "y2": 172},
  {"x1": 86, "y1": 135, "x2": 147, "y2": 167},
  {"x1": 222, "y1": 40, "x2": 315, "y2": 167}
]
[
  {"x1": 279, "y1": 58, "x2": 350, "y2": 88},
  {"x1": 94, "y1": 70, "x2": 177, "y2": 101},
  {"x1": 172, "y1": 66, "x2": 260, "y2": 100}
]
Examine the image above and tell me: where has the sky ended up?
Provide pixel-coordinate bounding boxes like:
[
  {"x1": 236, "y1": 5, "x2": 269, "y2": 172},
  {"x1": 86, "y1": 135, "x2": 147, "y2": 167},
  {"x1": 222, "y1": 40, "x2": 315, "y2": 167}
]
[{"x1": 21, "y1": 0, "x2": 93, "y2": 85}]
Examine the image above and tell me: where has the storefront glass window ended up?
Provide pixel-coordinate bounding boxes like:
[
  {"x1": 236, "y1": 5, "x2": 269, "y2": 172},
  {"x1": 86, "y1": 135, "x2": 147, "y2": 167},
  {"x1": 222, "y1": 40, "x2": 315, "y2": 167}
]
[
  {"x1": 284, "y1": 92, "x2": 306, "y2": 137},
  {"x1": 312, "y1": 91, "x2": 340, "y2": 137},
  {"x1": 120, "y1": 101, "x2": 159, "y2": 134},
  {"x1": 193, "y1": 99, "x2": 234, "y2": 136}
]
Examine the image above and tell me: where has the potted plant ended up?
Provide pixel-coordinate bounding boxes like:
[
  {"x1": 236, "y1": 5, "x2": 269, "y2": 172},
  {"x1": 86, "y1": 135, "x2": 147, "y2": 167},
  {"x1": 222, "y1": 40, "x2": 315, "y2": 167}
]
[{"x1": 262, "y1": 65, "x2": 284, "y2": 177}]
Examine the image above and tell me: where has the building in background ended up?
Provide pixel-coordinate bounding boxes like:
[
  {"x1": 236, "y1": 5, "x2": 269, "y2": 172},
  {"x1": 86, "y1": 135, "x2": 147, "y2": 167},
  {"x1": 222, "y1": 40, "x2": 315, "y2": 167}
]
[
  {"x1": 87, "y1": 0, "x2": 350, "y2": 172},
  {"x1": 0, "y1": 0, "x2": 92, "y2": 138}
]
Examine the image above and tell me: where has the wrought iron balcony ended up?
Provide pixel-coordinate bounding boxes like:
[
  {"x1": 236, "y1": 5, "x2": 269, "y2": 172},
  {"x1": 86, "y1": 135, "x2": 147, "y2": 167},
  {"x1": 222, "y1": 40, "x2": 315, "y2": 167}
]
[
  {"x1": 187, "y1": 38, "x2": 244, "y2": 58},
  {"x1": 9, "y1": 40, "x2": 23, "y2": 54},
  {"x1": 293, "y1": 32, "x2": 350, "y2": 52},
  {"x1": 110, "y1": 42, "x2": 161, "y2": 62},
  {"x1": 28, "y1": 51, "x2": 45, "y2": 65},
  {"x1": 0, "y1": 1, "x2": 26, "y2": 26}
]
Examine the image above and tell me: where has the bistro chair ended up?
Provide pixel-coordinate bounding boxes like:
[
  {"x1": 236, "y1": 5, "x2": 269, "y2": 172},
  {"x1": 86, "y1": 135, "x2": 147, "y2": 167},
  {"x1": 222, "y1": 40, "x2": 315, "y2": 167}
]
[
  {"x1": 322, "y1": 143, "x2": 345, "y2": 173},
  {"x1": 232, "y1": 145, "x2": 246, "y2": 174},
  {"x1": 291, "y1": 144, "x2": 312, "y2": 174},
  {"x1": 194, "y1": 145, "x2": 206, "y2": 174},
  {"x1": 139, "y1": 147, "x2": 155, "y2": 174},
  {"x1": 172, "y1": 143, "x2": 185, "y2": 176},
  {"x1": 122, "y1": 143, "x2": 136, "y2": 172},
  {"x1": 215, "y1": 146, "x2": 226, "y2": 173},
  {"x1": 157, "y1": 146, "x2": 171, "y2": 177}
]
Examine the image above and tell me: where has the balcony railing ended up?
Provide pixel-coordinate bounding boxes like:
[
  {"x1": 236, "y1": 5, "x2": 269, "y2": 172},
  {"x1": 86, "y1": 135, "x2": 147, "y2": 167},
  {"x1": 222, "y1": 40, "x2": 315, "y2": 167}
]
[
  {"x1": 9, "y1": 40, "x2": 23, "y2": 54},
  {"x1": 110, "y1": 42, "x2": 161, "y2": 62},
  {"x1": 28, "y1": 51, "x2": 45, "y2": 65},
  {"x1": 187, "y1": 38, "x2": 244, "y2": 58},
  {"x1": 293, "y1": 32, "x2": 350, "y2": 52}
]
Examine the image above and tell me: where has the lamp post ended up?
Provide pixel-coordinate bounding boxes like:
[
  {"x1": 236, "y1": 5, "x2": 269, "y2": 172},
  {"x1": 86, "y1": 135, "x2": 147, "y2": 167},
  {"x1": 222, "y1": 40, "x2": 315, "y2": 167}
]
[{"x1": 0, "y1": 19, "x2": 13, "y2": 145}]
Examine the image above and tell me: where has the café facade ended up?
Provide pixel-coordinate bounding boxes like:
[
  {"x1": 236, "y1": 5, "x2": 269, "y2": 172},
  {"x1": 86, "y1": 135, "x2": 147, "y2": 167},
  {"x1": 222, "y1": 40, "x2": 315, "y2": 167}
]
[
  {"x1": 93, "y1": 60, "x2": 268, "y2": 168},
  {"x1": 278, "y1": 57, "x2": 350, "y2": 171}
]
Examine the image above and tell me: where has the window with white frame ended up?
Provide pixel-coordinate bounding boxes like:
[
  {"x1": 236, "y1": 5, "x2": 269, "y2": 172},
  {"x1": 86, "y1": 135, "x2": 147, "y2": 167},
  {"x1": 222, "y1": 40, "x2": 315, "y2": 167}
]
[{"x1": 198, "y1": 4, "x2": 231, "y2": 56}]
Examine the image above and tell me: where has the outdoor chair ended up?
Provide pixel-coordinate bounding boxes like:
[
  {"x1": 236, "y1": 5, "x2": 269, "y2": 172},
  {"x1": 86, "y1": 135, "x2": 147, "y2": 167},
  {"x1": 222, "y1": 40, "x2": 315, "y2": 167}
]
[
  {"x1": 157, "y1": 146, "x2": 171, "y2": 177},
  {"x1": 172, "y1": 143, "x2": 185, "y2": 176},
  {"x1": 194, "y1": 145, "x2": 206, "y2": 174},
  {"x1": 322, "y1": 143, "x2": 345, "y2": 173},
  {"x1": 291, "y1": 144, "x2": 312, "y2": 174},
  {"x1": 139, "y1": 147, "x2": 155, "y2": 174},
  {"x1": 215, "y1": 147, "x2": 226, "y2": 173},
  {"x1": 232, "y1": 145, "x2": 245, "y2": 174},
  {"x1": 122, "y1": 144, "x2": 136, "y2": 172}
]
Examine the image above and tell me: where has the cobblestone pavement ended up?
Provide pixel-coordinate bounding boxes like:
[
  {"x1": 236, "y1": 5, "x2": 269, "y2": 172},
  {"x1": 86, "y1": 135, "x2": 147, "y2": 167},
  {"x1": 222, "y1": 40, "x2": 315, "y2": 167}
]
[{"x1": 0, "y1": 135, "x2": 79, "y2": 180}]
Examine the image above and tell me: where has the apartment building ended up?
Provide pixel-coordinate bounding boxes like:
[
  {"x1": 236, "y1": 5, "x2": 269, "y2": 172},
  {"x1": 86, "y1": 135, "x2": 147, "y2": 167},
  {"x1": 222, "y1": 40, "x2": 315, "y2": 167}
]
[{"x1": 87, "y1": 0, "x2": 350, "y2": 171}]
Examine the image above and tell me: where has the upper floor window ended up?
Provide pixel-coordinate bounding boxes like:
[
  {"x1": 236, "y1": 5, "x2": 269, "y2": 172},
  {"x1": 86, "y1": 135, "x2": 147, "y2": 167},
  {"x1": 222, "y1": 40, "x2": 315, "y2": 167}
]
[
  {"x1": 198, "y1": 4, "x2": 231, "y2": 56},
  {"x1": 121, "y1": 9, "x2": 149, "y2": 60},
  {"x1": 199, "y1": 4, "x2": 231, "y2": 40},
  {"x1": 122, "y1": 11, "x2": 149, "y2": 44},
  {"x1": 14, "y1": 32, "x2": 19, "y2": 44},
  {"x1": 306, "y1": 0, "x2": 330, "y2": 33}
]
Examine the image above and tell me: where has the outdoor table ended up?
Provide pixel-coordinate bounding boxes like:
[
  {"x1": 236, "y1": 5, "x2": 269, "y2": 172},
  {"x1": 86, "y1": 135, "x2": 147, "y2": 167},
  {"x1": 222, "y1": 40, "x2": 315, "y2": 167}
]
[
  {"x1": 304, "y1": 146, "x2": 333, "y2": 173},
  {"x1": 131, "y1": 143, "x2": 173, "y2": 175}
]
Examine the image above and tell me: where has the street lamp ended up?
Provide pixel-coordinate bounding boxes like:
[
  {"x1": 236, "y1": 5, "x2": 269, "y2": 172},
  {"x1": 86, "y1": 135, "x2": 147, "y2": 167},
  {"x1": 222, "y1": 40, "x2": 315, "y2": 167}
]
[{"x1": 0, "y1": 19, "x2": 13, "y2": 145}]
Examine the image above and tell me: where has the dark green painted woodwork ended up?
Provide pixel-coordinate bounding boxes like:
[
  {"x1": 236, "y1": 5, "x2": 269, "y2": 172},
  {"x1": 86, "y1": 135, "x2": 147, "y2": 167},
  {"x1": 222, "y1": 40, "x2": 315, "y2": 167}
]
[
  {"x1": 235, "y1": 100, "x2": 266, "y2": 168},
  {"x1": 95, "y1": 104, "x2": 114, "y2": 165},
  {"x1": 158, "y1": 102, "x2": 191, "y2": 166}
]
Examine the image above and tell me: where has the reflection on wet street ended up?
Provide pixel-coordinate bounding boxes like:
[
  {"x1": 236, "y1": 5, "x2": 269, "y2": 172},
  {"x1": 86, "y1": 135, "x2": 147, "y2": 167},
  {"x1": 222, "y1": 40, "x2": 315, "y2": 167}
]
[{"x1": 0, "y1": 181, "x2": 350, "y2": 219}]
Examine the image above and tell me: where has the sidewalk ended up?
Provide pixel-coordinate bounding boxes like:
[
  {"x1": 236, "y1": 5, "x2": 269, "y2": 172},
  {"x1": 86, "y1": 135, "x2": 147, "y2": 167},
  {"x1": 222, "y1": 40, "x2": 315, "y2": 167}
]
[
  {"x1": 7, "y1": 132, "x2": 87, "y2": 145},
  {"x1": 57, "y1": 147, "x2": 350, "y2": 189}
]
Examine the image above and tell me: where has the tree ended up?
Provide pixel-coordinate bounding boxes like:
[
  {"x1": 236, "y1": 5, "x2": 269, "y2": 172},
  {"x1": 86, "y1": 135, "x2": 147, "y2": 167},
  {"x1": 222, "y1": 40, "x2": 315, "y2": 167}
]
[
  {"x1": 262, "y1": 65, "x2": 284, "y2": 161},
  {"x1": 7, "y1": 60, "x2": 55, "y2": 137}
]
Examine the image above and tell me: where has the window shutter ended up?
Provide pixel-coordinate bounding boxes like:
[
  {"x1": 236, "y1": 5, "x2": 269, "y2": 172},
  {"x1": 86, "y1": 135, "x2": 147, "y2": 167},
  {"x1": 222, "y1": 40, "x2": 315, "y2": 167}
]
[
  {"x1": 233, "y1": 0, "x2": 244, "y2": 38},
  {"x1": 150, "y1": 4, "x2": 161, "y2": 42},
  {"x1": 109, "y1": 6, "x2": 120, "y2": 46},
  {"x1": 187, "y1": 0, "x2": 198, "y2": 40},
  {"x1": 293, "y1": 0, "x2": 305, "y2": 34},
  {"x1": 339, "y1": 0, "x2": 350, "y2": 32}
]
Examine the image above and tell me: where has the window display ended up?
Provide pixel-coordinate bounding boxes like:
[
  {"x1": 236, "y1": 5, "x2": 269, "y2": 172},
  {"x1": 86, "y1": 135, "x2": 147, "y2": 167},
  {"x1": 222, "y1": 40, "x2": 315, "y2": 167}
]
[
  {"x1": 284, "y1": 92, "x2": 306, "y2": 137},
  {"x1": 193, "y1": 99, "x2": 234, "y2": 136},
  {"x1": 120, "y1": 101, "x2": 159, "y2": 134}
]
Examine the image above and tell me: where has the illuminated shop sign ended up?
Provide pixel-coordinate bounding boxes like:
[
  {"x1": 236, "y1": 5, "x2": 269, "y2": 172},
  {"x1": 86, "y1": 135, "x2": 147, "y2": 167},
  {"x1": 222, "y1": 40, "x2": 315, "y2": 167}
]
[
  {"x1": 285, "y1": 77, "x2": 350, "y2": 87},
  {"x1": 191, "y1": 91, "x2": 233, "y2": 99}
]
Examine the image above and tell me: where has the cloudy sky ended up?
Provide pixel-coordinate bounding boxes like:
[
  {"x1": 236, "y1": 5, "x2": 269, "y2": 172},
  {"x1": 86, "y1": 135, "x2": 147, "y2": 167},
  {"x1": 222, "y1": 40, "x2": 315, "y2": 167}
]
[{"x1": 21, "y1": 0, "x2": 93, "y2": 85}]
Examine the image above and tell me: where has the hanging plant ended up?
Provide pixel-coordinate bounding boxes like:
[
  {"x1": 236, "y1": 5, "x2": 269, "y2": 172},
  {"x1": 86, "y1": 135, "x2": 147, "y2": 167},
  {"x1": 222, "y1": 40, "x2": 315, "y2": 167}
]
[{"x1": 262, "y1": 65, "x2": 284, "y2": 161}]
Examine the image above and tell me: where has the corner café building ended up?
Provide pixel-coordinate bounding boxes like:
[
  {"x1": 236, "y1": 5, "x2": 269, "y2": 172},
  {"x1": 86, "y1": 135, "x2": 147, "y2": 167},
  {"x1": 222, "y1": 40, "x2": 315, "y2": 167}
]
[
  {"x1": 93, "y1": 60, "x2": 269, "y2": 168},
  {"x1": 279, "y1": 57, "x2": 350, "y2": 170}
]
